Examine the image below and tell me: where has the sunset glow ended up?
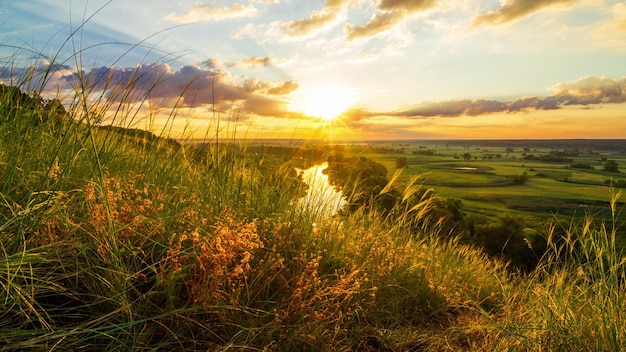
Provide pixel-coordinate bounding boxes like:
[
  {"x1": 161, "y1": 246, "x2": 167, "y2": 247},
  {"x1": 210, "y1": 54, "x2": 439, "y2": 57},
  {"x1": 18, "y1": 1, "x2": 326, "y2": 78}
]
[
  {"x1": 1, "y1": 1, "x2": 626, "y2": 140},
  {"x1": 291, "y1": 85, "x2": 356, "y2": 121}
]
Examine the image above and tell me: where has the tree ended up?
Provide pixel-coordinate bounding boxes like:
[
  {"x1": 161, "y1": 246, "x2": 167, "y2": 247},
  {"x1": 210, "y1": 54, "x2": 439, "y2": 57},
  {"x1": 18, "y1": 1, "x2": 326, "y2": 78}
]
[
  {"x1": 395, "y1": 157, "x2": 408, "y2": 169},
  {"x1": 512, "y1": 172, "x2": 528, "y2": 185},
  {"x1": 604, "y1": 160, "x2": 619, "y2": 173},
  {"x1": 462, "y1": 152, "x2": 472, "y2": 161},
  {"x1": 471, "y1": 215, "x2": 545, "y2": 272},
  {"x1": 325, "y1": 156, "x2": 391, "y2": 210}
]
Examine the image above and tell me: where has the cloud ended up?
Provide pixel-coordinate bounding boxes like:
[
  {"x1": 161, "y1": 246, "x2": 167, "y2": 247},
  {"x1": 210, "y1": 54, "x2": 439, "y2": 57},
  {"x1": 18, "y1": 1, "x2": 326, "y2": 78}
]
[
  {"x1": 240, "y1": 78, "x2": 298, "y2": 95},
  {"x1": 283, "y1": 10, "x2": 339, "y2": 36},
  {"x1": 84, "y1": 64, "x2": 243, "y2": 107},
  {"x1": 0, "y1": 60, "x2": 76, "y2": 94},
  {"x1": 267, "y1": 80, "x2": 299, "y2": 95},
  {"x1": 473, "y1": 0, "x2": 575, "y2": 26},
  {"x1": 235, "y1": 0, "x2": 435, "y2": 42},
  {"x1": 344, "y1": 0, "x2": 437, "y2": 40},
  {"x1": 7, "y1": 60, "x2": 625, "y2": 127},
  {"x1": 615, "y1": 4, "x2": 626, "y2": 31},
  {"x1": 202, "y1": 59, "x2": 222, "y2": 69},
  {"x1": 345, "y1": 12, "x2": 403, "y2": 40},
  {"x1": 1, "y1": 58, "x2": 304, "y2": 120},
  {"x1": 505, "y1": 96, "x2": 560, "y2": 111},
  {"x1": 229, "y1": 56, "x2": 275, "y2": 68},
  {"x1": 595, "y1": 3, "x2": 626, "y2": 36},
  {"x1": 165, "y1": 3, "x2": 258, "y2": 23},
  {"x1": 108, "y1": 65, "x2": 305, "y2": 119},
  {"x1": 242, "y1": 94, "x2": 294, "y2": 117},
  {"x1": 377, "y1": 0, "x2": 439, "y2": 13},
  {"x1": 379, "y1": 76, "x2": 626, "y2": 119},
  {"x1": 280, "y1": 0, "x2": 354, "y2": 37},
  {"x1": 54, "y1": 62, "x2": 298, "y2": 117},
  {"x1": 390, "y1": 99, "x2": 508, "y2": 118},
  {"x1": 551, "y1": 76, "x2": 626, "y2": 105}
]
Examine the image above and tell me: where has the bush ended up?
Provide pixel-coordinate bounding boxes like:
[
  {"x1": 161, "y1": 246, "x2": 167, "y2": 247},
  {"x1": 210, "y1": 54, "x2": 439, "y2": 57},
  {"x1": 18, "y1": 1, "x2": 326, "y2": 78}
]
[{"x1": 570, "y1": 162, "x2": 594, "y2": 170}]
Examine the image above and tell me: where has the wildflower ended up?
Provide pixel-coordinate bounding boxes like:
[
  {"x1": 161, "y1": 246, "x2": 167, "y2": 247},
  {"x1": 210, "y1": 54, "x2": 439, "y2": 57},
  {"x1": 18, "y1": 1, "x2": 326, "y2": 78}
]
[{"x1": 48, "y1": 156, "x2": 61, "y2": 180}]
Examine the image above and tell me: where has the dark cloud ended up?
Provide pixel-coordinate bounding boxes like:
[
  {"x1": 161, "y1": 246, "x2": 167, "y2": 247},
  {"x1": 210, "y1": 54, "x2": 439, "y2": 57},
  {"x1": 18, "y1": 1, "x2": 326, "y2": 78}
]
[
  {"x1": 84, "y1": 64, "x2": 237, "y2": 107},
  {"x1": 391, "y1": 99, "x2": 507, "y2": 117},
  {"x1": 88, "y1": 64, "x2": 304, "y2": 119},
  {"x1": 474, "y1": 0, "x2": 575, "y2": 26},
  {"x1": 382, "y1": 76, "x2": 626, "y2": 119},
  {"x1": 2, "y1": 60, "x2": 302, "y2": 120},
  {"x1": 505, "y1": 96, "x2": 559, "y2": 111},
  {"x1": 0, "y1": 61, "x2": 75, "y2": 92}
]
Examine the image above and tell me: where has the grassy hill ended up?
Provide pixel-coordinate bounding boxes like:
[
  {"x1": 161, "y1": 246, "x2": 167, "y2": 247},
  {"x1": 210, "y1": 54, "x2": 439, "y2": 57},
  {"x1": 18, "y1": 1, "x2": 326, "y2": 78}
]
[{"x1": 1, "y1": 83, "x2": 625, "y2": 351}]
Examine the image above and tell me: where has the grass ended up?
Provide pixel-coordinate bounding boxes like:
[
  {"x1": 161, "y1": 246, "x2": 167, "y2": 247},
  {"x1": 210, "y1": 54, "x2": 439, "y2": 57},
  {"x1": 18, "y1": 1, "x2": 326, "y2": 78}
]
[
  {"x1": 490, "y1": 197, "x2": 626, "y2": 351},
  {"x1": 1, "y1": 27, "x2": 626, "y2": 351}
]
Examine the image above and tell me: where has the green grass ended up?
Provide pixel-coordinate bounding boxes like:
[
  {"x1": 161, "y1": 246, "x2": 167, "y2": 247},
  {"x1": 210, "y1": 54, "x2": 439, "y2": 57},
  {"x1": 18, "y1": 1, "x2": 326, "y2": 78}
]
[{"x1": 1, "y1": 30, "x2": 626, "y2": 351}]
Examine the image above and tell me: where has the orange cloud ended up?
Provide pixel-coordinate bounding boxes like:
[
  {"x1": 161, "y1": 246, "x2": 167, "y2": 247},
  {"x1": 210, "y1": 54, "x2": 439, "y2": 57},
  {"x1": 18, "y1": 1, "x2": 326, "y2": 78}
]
[
  {"x1": 345, "y1": 0, "x2": 437, "y2": 40},
  {"x1": 281, "y1": 0, "x2": 355, "y2": 37},
  {"x1": 345, "y1": 12, "x2": 403, "y2": 40},
  {"x1": 230, "y1": 56, "x2": 275, "y2": 68},
  {"x1": 283, "y1": 10, "x2": 338, "y2": 36},
  {"x1": 267, "y1": 80, "x2": 299, "y2": 95},
  {"x1": 473, "y1": 0, "x2": 575, "y2": 26},
  {"x1": 377, "y1": 0, "x2": 438, "y2": 13},
  {"x1": 242, "y1": 93, "x2": 304, "y2": 118}
]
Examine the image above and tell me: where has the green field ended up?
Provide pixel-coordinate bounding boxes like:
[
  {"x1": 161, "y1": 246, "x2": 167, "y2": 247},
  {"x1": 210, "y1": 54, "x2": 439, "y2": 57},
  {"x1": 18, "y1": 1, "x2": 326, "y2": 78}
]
[{"x1": 331, "y1": 141, "x2": 626, "y2": 222}]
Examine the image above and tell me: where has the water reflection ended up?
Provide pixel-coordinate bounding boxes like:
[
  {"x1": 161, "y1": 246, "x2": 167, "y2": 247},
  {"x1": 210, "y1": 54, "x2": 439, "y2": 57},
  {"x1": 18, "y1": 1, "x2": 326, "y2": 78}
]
[{"x1": 296, "y1": 162, "x2": 346, "y2": 217}]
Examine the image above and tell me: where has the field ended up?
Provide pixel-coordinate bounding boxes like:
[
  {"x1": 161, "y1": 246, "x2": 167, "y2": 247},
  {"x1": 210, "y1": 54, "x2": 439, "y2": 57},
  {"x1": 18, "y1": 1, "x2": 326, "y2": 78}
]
[{"x1": 326, "y1": 140, "x2": 626, "y2": 222}]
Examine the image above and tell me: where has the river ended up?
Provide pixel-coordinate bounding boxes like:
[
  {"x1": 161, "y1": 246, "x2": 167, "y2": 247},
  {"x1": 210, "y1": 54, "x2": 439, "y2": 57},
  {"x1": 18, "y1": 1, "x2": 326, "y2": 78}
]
[{"x1": 296, "y1": 162, "x2": 346, "y2": 217}]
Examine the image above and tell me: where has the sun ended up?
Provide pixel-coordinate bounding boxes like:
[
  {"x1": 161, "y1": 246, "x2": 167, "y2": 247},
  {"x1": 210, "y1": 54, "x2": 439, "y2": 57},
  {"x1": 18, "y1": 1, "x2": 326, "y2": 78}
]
[{"x1": 291, "y1": 85, "x2": 356, "y2": 121}]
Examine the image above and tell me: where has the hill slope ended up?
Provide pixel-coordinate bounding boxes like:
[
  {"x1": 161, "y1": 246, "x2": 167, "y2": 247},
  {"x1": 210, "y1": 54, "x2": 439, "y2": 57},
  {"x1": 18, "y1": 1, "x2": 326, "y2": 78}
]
[{"x1": 1, "y1": 84, "x2": 624, "y2": 351}]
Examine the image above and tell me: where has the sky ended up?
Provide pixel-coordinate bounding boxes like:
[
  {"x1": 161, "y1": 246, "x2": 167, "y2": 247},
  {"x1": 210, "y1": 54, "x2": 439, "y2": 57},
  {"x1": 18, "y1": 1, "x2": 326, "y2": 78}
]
[{"x1": 1, "y1": 0, "x2": 625, "y2": 140}]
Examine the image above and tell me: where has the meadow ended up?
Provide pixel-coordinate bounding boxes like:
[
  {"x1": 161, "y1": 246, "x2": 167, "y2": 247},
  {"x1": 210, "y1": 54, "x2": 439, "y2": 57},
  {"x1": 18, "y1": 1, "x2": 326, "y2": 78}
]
[{"x1": 1, "y1": 50, "x2": 626, "y2": 351}]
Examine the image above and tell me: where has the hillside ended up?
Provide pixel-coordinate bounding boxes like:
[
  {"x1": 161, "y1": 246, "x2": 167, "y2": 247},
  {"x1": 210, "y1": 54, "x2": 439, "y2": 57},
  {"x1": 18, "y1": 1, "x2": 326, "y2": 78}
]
[{"x1": 1, "y1": 85, "x2": 625, "y2": 351}]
